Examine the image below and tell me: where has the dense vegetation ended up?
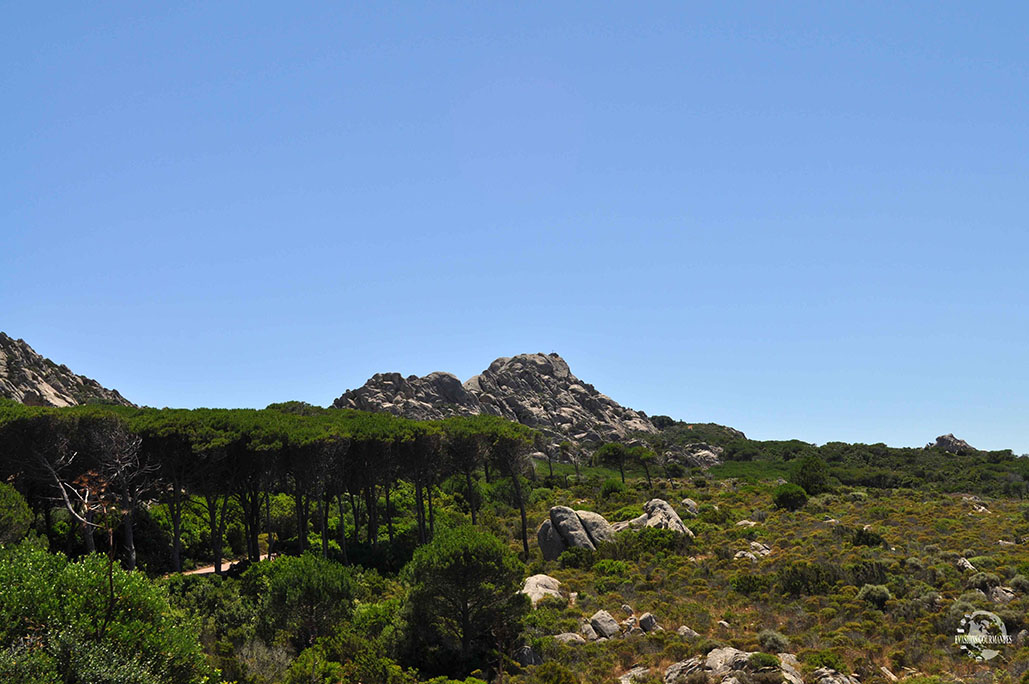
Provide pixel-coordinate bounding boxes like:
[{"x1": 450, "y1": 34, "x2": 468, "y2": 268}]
[{"x1": 2, "y1": 400, "x2": 1029, "y2": 682}]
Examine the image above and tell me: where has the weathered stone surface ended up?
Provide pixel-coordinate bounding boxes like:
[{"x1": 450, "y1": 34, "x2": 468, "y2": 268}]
[
  {"x1": 957, "y1": 557, "x2": 977, "y2": 572},
  {"x1": 550, "y1": 506, "x2": 596, "y2": 551},
  {"x1": 736, "y1": 520, "x2": 758, "y2": 527},
  {"x1": 681, "y1": 498, "x2": 699, "y2": 517},
  {"x1": 579, "y1": 619, "x2": 598, "y2": 640},
  {"x1": 576, "y1": 510, "x2": 616, "y2": 546},
  {"x1": 639, "y1": 612, "x2": 660, "y2": 632},
  {"x1": 621, "y1": 604, "x2": 634, "y2": 615},
  {"x1": 643, "y1": 499, "x2": 694, "y2": 537},
  {"x1": 664, "y1": 443, "x2": 724, "y2": 468},
  {"x1": 0, "y1": 332, "x2": 133, "y2": 407},
  {"x1": 552, "y1": 632, "x2": 586, "y2": 644},
  {"x1": 537, "y1": 520, "x2": 567, "y2": 561},
  {"x1": 812, "y1": 668, "x2": 861, "y2": 684},
  {"x1": 927, "y1": 433, "x2": 977, "y2": 455},
  {"x1": 734, "y1": 551, "x2": 757, "y2": 561},
  {"x1": 521, "y1": 574, "x2": 561, "y2": 606},
  {"x1": 334, "y1": 352, "x2": 657, "y2": 443},
  {"x1": 590, "y1": 610, "x2": 620, "y2": 638},
  {"x1": 676, "y1": 625, "x2": 699, "y2": 638},
  {"x1": 514, "y1": 645, "x2": 542, "y2": 667},
  {"x1": 705, "y1": 647, "x2": 750, "y2": 672},
  {"x1": 750, "y1": 541, "x2": 772, "y2": 556},
  {"x1": 664, "y1": 658, "x2": 703, "y2": 684},
  {"x1": 990, "y1": 586, "x2": 1016, "y2": 604},
  {"x1": 612, "y1": 513, "x2": 648, "y2": 532},
  {"x1": 619, "y1": 666, "x2": 650, "y2": 684}
]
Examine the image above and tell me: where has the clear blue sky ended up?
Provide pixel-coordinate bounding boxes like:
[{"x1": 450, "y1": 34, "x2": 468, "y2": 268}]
[{"x1": 3, "y1": 4, "x2": 1027, "y2": 452}]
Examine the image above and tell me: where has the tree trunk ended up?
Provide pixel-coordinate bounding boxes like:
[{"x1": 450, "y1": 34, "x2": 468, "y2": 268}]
[
  {"x1": 464, "y1": 469, "x2": 477, "y2": 525},
  {"x1": 427, "y1": 481, "x2": 435, "y2": 539},
  {"x1": 295, "y1": 487, "x2": 307, "y2": 552},
  {"x1": 319, "y1": 493, "x2": 329, "y2": 557},
  {"x1": 510, "y1": 474, "x2": 529, "y2": 558},
  {"x1": 385, "y1": 480, "x2": 394, "y2": 543},
  {"x1": 170, "y1": 486, "x2": 183, "y2": 572},
  {"x1": 336, "y1": 495, "x2": 349, "y2": 565},
  {"x1": 414, "y1": 478, "x2": 426, "y2": 544}
]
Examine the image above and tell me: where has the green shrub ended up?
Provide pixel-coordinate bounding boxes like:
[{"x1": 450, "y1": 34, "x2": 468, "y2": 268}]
[
  {"x1": 730, "y1": 573, "x2": 770, "y2": 596},
  {"x1": 777, "y1": 562, "x2": 836, "y2": 596},
  {"x1": 757, "y1": 629, "x2": 789, "y2": 652},
  {"x1": 558, "y1": 547, "x2": 595, "y2": 570},
  {"x1": 803, "y1": 649, "x2": 845, "y2": 670},
  {"x1": 749, "y1": 652, "x2": 781, "y2": 668},
  {"x1": 772, "y1": 484, "x2": 808, "y2": 511},
  {"x1": 601, "y1": 479, "x2": 626, "y2": 498},
  {"x1": 852, "y1": 528, "x2": 885, "y2": 547},
  {"x1": 0, "y1": 483, "x2": 31, "y2": 545},
  {"x1": 528, "y1": 661, "x2": 580, "y2": 684},
  {"x1": 967, "y1": 572, "x2": 1001, "y2": 591},
  {"x1": 857, "y1": 584, "x2": 892, "y2": 609}
]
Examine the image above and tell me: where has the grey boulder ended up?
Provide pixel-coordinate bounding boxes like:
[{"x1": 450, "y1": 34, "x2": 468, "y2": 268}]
[
  {"x1": 590, "y1": 610, "x2": 621, "y2": 639},
  {"x1": 521, "y1": 574, "x2": 562, "y2": 606}
]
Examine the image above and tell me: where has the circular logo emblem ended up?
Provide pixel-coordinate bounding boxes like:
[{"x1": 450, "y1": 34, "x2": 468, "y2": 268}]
[{"x1": 955, "y1": 610, "x2": 1011, "y2": 661}]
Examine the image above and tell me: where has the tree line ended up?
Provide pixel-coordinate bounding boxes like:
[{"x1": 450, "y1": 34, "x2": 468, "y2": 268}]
[{"x1": 0, "y1": 399, "x2": 542, "y2": 573}]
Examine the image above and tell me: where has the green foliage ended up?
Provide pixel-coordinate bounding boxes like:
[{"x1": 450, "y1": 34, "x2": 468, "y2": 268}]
[
  {"x1": 803, "y1": 649, "x2": 845, "y2": 670},
  {"x1": 749, "y1": 652, "x2": 781, "y2": 668},
  {"x1": 757, "y1": 629, "x2": 789, "y2": 653},
  {"x1": 731, "y1": 573, "x2": 771, "y2": 595},
  {"x1": 0, "y1": 541, "x2": 211, "y2": 683},
  {"x1": 777, "y1": 561, "x2": 836, "y2": 596},
  {"x1": 856, "y1": 584, "x2": 892, "y2": 609},
  {"x1": 966, "y1": 572, "x2": 1001, "y2": 591},
  {"x1": 772, "y1": 483, "x2": 808, "y2": 511},
  {"x1": 852, "y1": 527, "x2": 885, "y2": 547},
  {"x1": 791, "y1": 455, "x2": 831, "y2": 495},
  {"x1": 401, "y1": 526, "x2": 528, "y2": 677},
  {"x1": 558, "y1": 546, "x2": 595, "y2": 570},
  {"x1": 0, "y1": 483, "x2": 31, "y2": 544},
  {"x1": 601, "y1": 478, "x2": 626, "y2": 497},
  {"x1": 243, "y1": 553, "x2": 355, "y2": 649},
  {"x1": 527, "y1": 661, "x2": 580, "y2": 684}
]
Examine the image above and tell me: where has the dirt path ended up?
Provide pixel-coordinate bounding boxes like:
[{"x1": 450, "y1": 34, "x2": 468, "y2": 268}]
[{"x1": 180, "y1": 553, "x2": 269, "y2": 576}]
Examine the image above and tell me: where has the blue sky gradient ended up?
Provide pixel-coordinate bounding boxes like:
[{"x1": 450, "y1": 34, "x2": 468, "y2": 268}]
[{"x1": 3, "y1": 4, "x2": 1027, "y2": 452}]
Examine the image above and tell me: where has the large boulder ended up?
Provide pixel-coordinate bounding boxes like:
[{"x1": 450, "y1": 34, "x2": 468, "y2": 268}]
[
  {"x1": 638, "y1": 612, "x2": 660, "y2": 633},
  {"x1": 643, "y1": 499, "x2": 694, "y2": 537},
  {"x1": 681, "y1": 498, "x2": 699, "y2": 517},
  {"x1": 537, "y1": 519, "x2": 567, "y2": 561},
  {"x1": 664, "y1": 658, "x2": 703, "y2": 683},
  {"x1": 590, "y1": 610, "x2": 621, "y2": 639},
  {"x1": 514, "y1": 645, "x2": 542, "y2": 667},
  {"x1": 550, "y1": 506, "x2": 596, "y2": 551},
  {"x1": 813, "y1": 668, "x2": 861, "y2": 684},
  {"x1": 552, "y1": 632, "x2": 586, "y2": 645},
  {"x1": 521, "y1": 574, "x2": 562, "y2": 606},
  {"x1": 619, "y1": 666, "x2": 651, "y2": 684},
  {"x1": 576, "y1": 509, "x2": 616, "y2": 545},
  {"x1": 928, "y1": 433, "x2": 977, "y2": 455}
]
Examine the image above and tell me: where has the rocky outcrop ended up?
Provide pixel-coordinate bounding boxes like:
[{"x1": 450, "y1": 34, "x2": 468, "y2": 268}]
[
  {"x1": 664, "y1": 648, "x2": 805, "y2": 684},
  {"x1": 538, "y1": 506, "x2": 619, "y2": 560},
  {"x1": 0, "y1": 332, "x2": 132, "y2": 407},
  {"x1": 521, "y1": 574, "x2": 562, "y2": 606},
  {"x1": 927, "y1": 433, "x2": 977, "y2": 455},
  {"x1": 643, "y1": 499, "x2": 694, "y2": 537},
  {"x1": 333, "y1": 352, "x2": 657, "y2": 444},
  {"x1": 664, "y1": 442, "x2": 724, "y2": 468}
]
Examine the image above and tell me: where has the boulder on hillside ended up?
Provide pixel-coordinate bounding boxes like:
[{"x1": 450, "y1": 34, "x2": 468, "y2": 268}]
[
  {"x1": 643, "y1": 499, "x2": 694, "y2": 537},
  {"x1": 611, "y1": 513, "x2": 648, "y2": 533},
  {"x1": 676, "y1": 625, "x2": 699, "y2": 638},
  {"x1": 537, "y1": 520, "x2": 567, "y2": 562},
  {"x1": 813, "y1": 668, "x2": 861, "y2": 684},
  {"x1": 638, "y1": 612, "x2": 660, "y2": 633},
  {"x1": 552, "y1": 632, "x2": 586, "y2": 645},
  {"x1": 590, "y1": 610, "x2": 621, "y2": 639},
  {"x1": 681, "y1": 498, "x2": 699, "y2": 517},
  {"x1": 619, "y1": 666, "x2": 651, "y2": 684},
  {"x1": 576, "y1": 509, "x2": 617, "y2": 545},
  {"x1": 521, "y1": 574, "x2": 562, "y2": 606},
  {"x1": 957, "y1": 557, "x2": 977, "y2": 572},
  {"x1": 537, "y1": 506, "x2": 616, "y2": 560}
]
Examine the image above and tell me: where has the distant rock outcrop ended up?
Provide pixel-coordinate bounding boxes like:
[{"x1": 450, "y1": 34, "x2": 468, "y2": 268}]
[
  {"x1": 0, "y1": 333, "x2": 132, "y2": 408},
  {"x1": 928, "y1": 433, "x2": 977, "y2": 455},
  {"x1": 334, "y1": 352, "x2": 656, "y2": 444}
]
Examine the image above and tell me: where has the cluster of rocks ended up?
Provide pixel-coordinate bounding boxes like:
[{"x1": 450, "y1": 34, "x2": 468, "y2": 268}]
[
  {"x1": 735, "y1": 541, "x2": 772, "y2": 561},
  {"x1": 662, "y1": 442, "x2": 724, "y2": 468},
  {"x1": 333, "y1": 352, "x2": 657, "y2": 444},
  {"x1": 554, "y1": 606, "x2": 664, "y2": 645},
  {"x1": 662, "y1": 648, "x2": 857, "y2": 684},
  {"x1": 0, "y1": 332, "x2": 133, "y2": 407},
  {"x1": 538, "y1": 499, "x2": 694, "y2": 561}
]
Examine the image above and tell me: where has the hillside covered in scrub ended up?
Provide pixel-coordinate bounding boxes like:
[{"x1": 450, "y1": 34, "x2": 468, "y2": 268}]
[{"x1": 2, "y1": 398, "x2": 1029, "y2": 683}]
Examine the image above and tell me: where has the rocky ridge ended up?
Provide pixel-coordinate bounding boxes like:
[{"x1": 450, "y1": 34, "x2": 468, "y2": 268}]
[
  {"x1": 333, "y1": 352, "x2": 656, "y2": 445},
  {"x1": 0, "y1": 333, "x2": 132, "y2": 408}
]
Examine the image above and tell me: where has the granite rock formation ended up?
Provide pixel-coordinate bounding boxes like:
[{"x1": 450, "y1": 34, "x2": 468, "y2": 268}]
[{"x1": 0, "y1": 333, "x2": 132, "y2": 407}]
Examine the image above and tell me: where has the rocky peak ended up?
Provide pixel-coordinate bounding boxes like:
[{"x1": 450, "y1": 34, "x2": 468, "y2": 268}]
[
  {"x1": 0, "y1": 332, "x2": 133, "y2": 407},
  {"x1": 928, "y1": 433, "x2": 977, "y2": 455},
  {"x1": 333, "y1": 352, "x2": 656, "y2": 444}
]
